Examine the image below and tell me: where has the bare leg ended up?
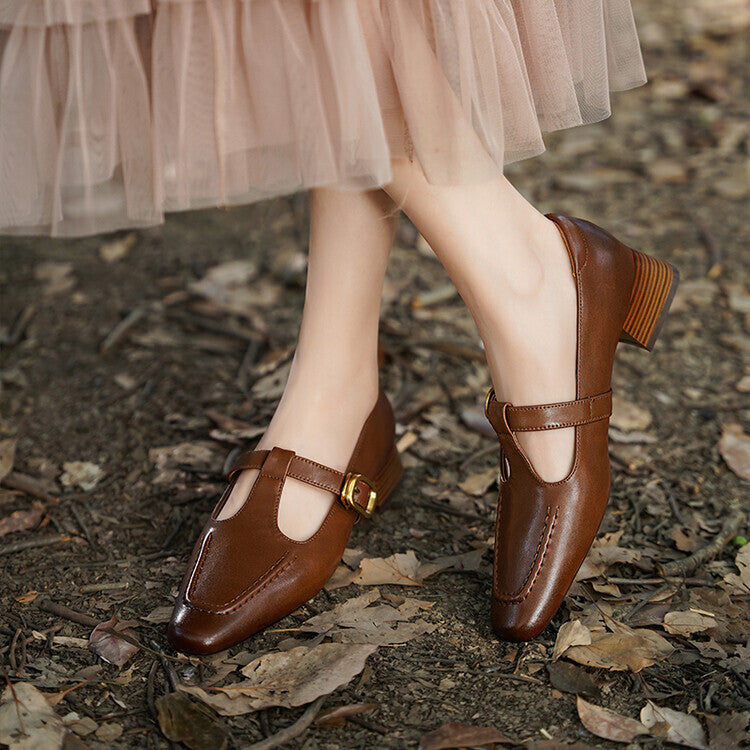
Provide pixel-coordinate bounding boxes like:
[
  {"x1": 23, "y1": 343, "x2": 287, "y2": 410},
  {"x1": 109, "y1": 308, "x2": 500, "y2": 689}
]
[
  {"x1": 217, "y1": 186, "x2": 398, "y2": 540},
  {"x1": 382, "y1": 157, "x2": 577, "y2": 482}
]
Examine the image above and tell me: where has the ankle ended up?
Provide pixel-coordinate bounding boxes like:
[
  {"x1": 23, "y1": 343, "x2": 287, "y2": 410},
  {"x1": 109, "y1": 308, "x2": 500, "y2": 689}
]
[{"x1": 274, "y1": 355, "x2": 379, "y2": 414}]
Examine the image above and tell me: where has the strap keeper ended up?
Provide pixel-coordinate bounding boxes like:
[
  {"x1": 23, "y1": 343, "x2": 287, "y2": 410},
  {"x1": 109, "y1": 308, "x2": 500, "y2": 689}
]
[{"x1": 340, "y1": 472, "x2": 378, "y2": 518}]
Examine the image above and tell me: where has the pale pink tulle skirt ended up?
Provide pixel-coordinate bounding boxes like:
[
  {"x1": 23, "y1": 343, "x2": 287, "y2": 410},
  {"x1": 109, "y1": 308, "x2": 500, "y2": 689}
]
[{"x1": 0, "y1": 0, "x2": 647, "y2": 237}]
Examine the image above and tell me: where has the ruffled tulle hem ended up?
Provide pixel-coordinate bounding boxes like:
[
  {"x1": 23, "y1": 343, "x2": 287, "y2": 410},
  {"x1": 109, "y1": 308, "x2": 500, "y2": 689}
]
[{"x1": 0, "y1": 0, "x2": 647, "y2": 237}]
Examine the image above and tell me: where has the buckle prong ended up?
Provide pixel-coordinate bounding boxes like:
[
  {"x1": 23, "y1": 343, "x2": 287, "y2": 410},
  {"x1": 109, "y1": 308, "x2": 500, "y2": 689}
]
[{"x1": 341, "y1": 472, "x2": 378, "y2": 519}]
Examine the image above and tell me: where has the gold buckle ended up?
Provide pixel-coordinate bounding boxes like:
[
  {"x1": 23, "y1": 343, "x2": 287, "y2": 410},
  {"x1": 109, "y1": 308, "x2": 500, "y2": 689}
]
[
  {"x1": 341, "y1": 472, "x2": 378, "y2": 519},
  {"x1": 484, "y1": 387, "x2": 495, "y2": 417}
]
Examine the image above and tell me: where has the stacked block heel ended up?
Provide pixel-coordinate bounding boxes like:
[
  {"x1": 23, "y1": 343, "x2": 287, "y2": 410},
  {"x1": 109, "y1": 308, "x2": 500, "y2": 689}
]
[
  {"x1": 620, "y1": 249, "x2": 680, "y2": 351},
  {"x1": 373, "y1": 444, "x2": 404, "y2": 508}
]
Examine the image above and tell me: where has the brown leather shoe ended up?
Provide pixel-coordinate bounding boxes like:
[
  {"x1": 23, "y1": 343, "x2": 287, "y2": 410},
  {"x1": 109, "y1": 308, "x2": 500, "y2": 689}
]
[
  {"x1": 485, "y1": 214, "x2": 679, "y2": 641},
  {"x1": 167, "y1": 384, "x2": 403, "y2": 654}
]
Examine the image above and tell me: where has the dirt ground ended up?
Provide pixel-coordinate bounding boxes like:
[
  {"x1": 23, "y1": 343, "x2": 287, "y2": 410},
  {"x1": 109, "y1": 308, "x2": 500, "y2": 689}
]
[{"x1": 1, "y1": 1, "x2": 748, "y2": 748}]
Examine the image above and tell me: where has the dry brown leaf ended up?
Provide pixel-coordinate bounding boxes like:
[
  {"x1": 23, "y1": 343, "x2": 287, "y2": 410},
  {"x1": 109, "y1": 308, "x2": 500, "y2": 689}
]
[
  {"x1": 297, "y1": 588, "x2": 436, "y2": 645},
  {"x1": 608, "y1": 427, "x2": 657, "y2": 444},
  {"x1": 188, "y1": 260, "x2": 261, "y2": 315},
  {"x1": 89, "y1": 615, "x2": 140, "y2": 668},
  {"x1": 314, "y1": 702, "x2": 377, "y2": 727},
  {"x1": 546, "y1": 662, "x2": 600, "y2": 698},
  {"x1": 553, "y1": 620, "x2": 592, "y2": 659},
  {"x1": 591, "y1": 581, "x2": 622, "y2": 597},
  {"x1": 0, "y1": 681, "x2": 66, "y2": 748},
  {"x1": 663, "y1": 610, "x2": 717, "y2": 636},
  {"x1": 564, "y1": 621, "x2": 673, "y2": 672},
  {"x1": 34, "y1": 261, "x2": 75, "y2": 295},
  {"x1": 60, "y1": 461, "x2": 105, "y2": 491},
  {"x1": 669, "y1": 525, "x2": 702, "y2": 552},
  {"x1": 0, "y1": 500, "x2": 45, "y2": 537},
  {"x1": 324, "y1": 549, "x2": 370, "y2": 590},
  {"x1": 251, "y1": 360, "x2": 292, "y2": 401},
  {"x1": 352, "y1": 550, "x2": 422, "y2": 586},
  {"x1": 524, "y1": 742, "x2": 599, "y2": 750},
  {"x1": 705, "y1": 712, "x2": 750, "y2": 750},
  {"x1": 15, "y1": 590, "x2": 40, "y2": 604},
  {"x1": 458, "y1": 467, "x2": 497, "y2": 496},
  {"x1": 148, "y1": 442, "x2": 217, "y2": 485},
  {"x1": 646, "y1": 159, "x2": 688, "y2": 184},
  {"x1": 63, "y1": 713, "x2": 98, "y2": 736},
  {"x1": 575, "y1": 543, "x2": 640, "y2": 581},
  {"x1": 460, "y1": 405, "x2": 498, "y2": 439},
  {"x1": 349, "y1": 549, "x2": 485, "y2": 587},
  {"x1": 298, "y1": 589, "x2": 383, "y2": 634},
  {"x1": 418, "y1": 722, "x2": 513, "y2": 750},
  {"x1": 718, "y1": 423, "x2": 750, "y2": 480},
  {"x1": 156, "y1": 692, "x2": 228, "y2": 750},
  {"x1": 576, "y1": 696, "x2": 648, "y2": 743},
  {"x1": 671, "y1": 278, "x2": 717, "y2": 312},
  {"x1": 686, "y1": 0, "x2": 750, "y2": 34},
  {"x1": 611, "y1": 396, "x2": 652, "y2": 432},
  {"x1": 142, "y1": 606, "x2": 174, "y2": 624},
  {"x1": 726, "y1": 282, "x2": 750, "y2": 315},
  {"x1": 640, "y1": 701, "x2": 708, "y2": 749},
  {"x1": 0, "y1": 438, "x2": 17, "y2": 483},
  {"x1": 415, "y1": 549, "x2": 485, "y2": 580},
  {"x1": 723, "y1": 543, "x2": 750, "y2": 593},
  {"x1": 325, "y1": 565, "x2": 359, "y2": 591},
  {"x1": 96, "y1": 722, "x2": 123, "y2": 742},
  {"x1": 181, "y1": 643, "x2": 376, "y2": 715},
  {"x1": 100, "y1": 233, "x2": 136, "y2": 263}
]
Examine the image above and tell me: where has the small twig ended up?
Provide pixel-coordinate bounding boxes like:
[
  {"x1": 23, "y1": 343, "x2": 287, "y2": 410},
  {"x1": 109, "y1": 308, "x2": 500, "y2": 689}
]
[
  {"x1": 150, "y1": 640, "x2": 179, "y2": 691},
  {"x1": 245, "y1": 697, "x2": 326, "y2": 750},
  {"x1": 606, "y1": 576, "x2": 713, "y2": 586},
  {"x1": 79, "y1": 582, "x2": 129, "y2": 594},
  {"x1": 624, "y1": 584, "x2": 676, "y2": 622},
  {"x1": 165, "y1": 308, "x2": 264, "y2": 344},
  {"x1": 0, "y1": 304, "x2": 36, "y2": 347},
  {"x1": 100, "y1": 304, "x2": 150, "y2": 354},
  {"x1": 9, "y1": 629, "x2": 22, "y2": 671},
  {"x1": 414, "y1": 498, "x2": 486, "y2": 523},
  {"x1": 69, "y1": 502, "x2": 96, "y2": 548},
  {"x1": 259, "y1": 709, "x2": 272, "y2": 738},
  {"x1": 663, "y1": 482, "x2": 684, "y2": 525},
  {"x1": 133, "y1": 378, "x2": 156, "y2": 411},
  {"x1": 399, "y1": 395, "x2": 443, "y2": 424},
  {"x1": 696, "y1": 222, "x2": 722, "y2": 275},
  {"x1": 0, "y1": 533, "x2": 71, "y2": 557},
  {"x1": 16, "y1": 625, "x2": 62, "y2": 652},
  {"x1": 629, "y1": 495, "x2": 642, "y2": 534},
  {"x1": 94, "y1": 707, "x2": 149, "y2": 722},
  {"x1": 236, "y1": 338, "x2": 264, "y2": 392},
  {"x1": 348, "y1": 715, "x2": 388, "y2": 734},
  {"x1": 459, "y1": 444, "x2": 498, "y2": 472},
  {"x1": 407, "y1": 337, "x2": 485, "y2": 362},
  {"x1": 657, "y1": 507, "x2": 745, "y2": 577},
  {"x1": 161, "y1": 511, "x2": 183, "y2": 550},
  {"x1": 0, "y1": 666, "x2": 26, "y2": 735},
  {"x1": 0, "y1": 471, "x2": 58, "y2": 503},
  {"x1": 37, "y1": 598, "x2": 98, "y2": 628},
  {"x1": 146, "y1": 660, "x2": 159, "y2": 720}
]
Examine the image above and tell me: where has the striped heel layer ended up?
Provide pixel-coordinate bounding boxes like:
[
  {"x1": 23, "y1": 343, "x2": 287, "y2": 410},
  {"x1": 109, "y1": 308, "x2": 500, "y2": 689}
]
[{"x1": 620, "y1": 249, "x2": 680, "y2": 351}]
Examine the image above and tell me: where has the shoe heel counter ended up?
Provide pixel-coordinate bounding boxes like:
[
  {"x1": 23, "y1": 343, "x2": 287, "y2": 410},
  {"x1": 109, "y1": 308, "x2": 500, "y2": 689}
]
[{"x1": 349, "y1": 386, "x2": 397, "y2": 477}]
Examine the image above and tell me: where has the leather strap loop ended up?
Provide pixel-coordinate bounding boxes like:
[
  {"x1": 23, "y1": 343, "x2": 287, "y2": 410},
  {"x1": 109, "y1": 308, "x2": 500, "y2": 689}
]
[
  {"x1": 487, "y1": 389, "x2": 612, "y2": 434},
  {"x1": 227, "y1": 449, "x2": 265, "y2": 477},
  {"x1": 227, "y1": 449, "x2": 372, "y2": 514}
]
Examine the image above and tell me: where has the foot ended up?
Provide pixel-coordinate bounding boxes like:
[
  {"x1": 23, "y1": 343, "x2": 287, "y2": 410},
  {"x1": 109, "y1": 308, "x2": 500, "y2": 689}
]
[
  {"x1": 483, "y1": 217, "x2": 577, "y2": 482},
  {"x1": 216, "y1": 360, "x2": 380, "y2": 541}
]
